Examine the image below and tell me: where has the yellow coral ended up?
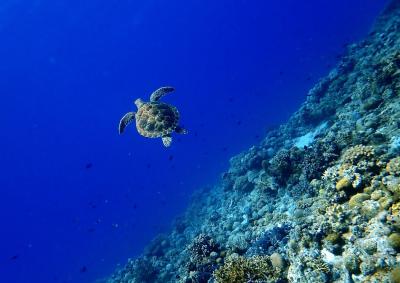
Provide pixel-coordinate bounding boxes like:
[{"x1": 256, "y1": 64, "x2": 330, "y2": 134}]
[
  {"x1": 379, "y1": 196, "x2": 393, "y2": 210},
  {"x1": 349, "y1": 193, "x2": 370, "y2": 208},
  {"x1": 388, "y1": 233, "x2": 400, "y2": 250},
  {"x1": 325, "y1": 232, "x2": 341, "y2": 244},
  {"x1": 213, "y1": 255, "x2": 282, "y2": 283},
  {"x1": 386, "y1": 157, "x2": 400, "y2": 176},
  {"x1": 392, "y1": 202, "x2": 400, "y2": 215},
  {"x1": 342, "y1": 145, "x2": 374, "y2": 165},
  {"x1": 336, "y1": 177, "x2": 352, "y2": 190},
  {"x1": 391, "y1": 266, "x2": 400, "y2": 283},
  {"x1": 306, "y1": 257, "x2": 330, "y2": 273}
]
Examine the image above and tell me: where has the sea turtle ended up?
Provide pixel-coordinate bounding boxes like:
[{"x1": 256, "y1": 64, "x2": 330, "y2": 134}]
[{"x1": 118, "y1": 86, "x2": 187, "y2": 147}]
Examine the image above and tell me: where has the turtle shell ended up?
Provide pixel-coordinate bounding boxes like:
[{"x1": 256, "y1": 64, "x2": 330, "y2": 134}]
[{"x1": 135, "y1": 102, "x2": 179, "y2": 138}]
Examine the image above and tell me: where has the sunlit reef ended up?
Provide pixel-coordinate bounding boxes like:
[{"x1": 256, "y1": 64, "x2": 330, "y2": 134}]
[{"x1": 104, "y1": 1, "x2": 400, "y2": 282}]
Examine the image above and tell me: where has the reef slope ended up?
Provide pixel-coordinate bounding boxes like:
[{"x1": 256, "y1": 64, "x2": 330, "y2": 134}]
[{"x1": 107, "y1": 1, "x2": 400, "y2": 282}]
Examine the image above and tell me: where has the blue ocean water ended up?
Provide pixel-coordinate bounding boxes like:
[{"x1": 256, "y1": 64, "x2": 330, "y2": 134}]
[{"x1": 0, "y1": 1, "x2": 388, "y2": 282}]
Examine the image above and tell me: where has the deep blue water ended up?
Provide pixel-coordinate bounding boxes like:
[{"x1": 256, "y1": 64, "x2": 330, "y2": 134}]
[{"x1": 0, "y1": 1, "x2": 388, "y2": 282}]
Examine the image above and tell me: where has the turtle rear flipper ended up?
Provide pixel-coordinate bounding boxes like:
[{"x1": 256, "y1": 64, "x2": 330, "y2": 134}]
[
  {"x1": 150, "y1": 86, "x2": 175, "y2": 102},
  {"x1": 119, "y1": 112, "x2": 136, "y2": 134},
  {"x1": 175, "y1": 126, "x2": 188, "y2": 134},
  {"x1": 162, "y1": 135, "x2": 172, "y2": 147}
]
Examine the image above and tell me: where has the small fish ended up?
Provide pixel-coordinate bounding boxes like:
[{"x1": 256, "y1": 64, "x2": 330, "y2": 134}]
[
  {"x1": 168, "y1": 155, "x2": 174, "y2": 161},
  {"x1": 10, "y1": 255, "x2": 19, "y2": 261},
  {"x1": 80, "y1": 266, "x2": 88, "y2": 273},
  {"x1": 85, "y1": 163, "x2": 93, "y2": 169}
]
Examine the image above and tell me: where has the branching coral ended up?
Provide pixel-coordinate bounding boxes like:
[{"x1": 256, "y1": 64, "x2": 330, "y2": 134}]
[
  {"x1": 268, "y1": 148, "x2": 302, "y2": 185},
  {"x1": 386, "y1": 157, "x2": 400, "y2": 176},
  {"x1": 268, "y1": 149, "x2": 293, "y2": 184},
  {"x1": 305, "y1": 257, "x2": 330, "y2": 273},
  {"x1": 376, "y1": 51, "x2": 400, "y2": 85},
  {"x1": 341, "y1": 145, "x2": 375, "y2": 165},
  {"x1": 302, "y1": 141, "x2": 339, "y2": 181},
  {"x1": 188, "y1": 234, "x2": 219, "y2": 264},
  {"x1": 213, "y1": 255, "x2": 284, "y2": 283},
  {"x1": 184, "y1": 234, "x2": 221, "y2": 283}
]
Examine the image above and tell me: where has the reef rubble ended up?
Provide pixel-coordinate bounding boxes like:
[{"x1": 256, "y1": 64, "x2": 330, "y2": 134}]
[{"x1": 106, "y1": 1, "x2": 400, "y2": 282}]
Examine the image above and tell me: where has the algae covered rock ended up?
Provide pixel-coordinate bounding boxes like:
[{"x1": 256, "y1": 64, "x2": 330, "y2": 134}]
[
  {"x1": 324, "y1": 232, "x2": 341, "y2": 244},
  {"x1": 388, "y1": 233, "x2": 400, "y2": 250},
  {"x1": 361, "y1": 200, "x2": 380, "y2": 218},
  {"x1": 343, "y1": 251, "x2": 360, "y2": 274}
]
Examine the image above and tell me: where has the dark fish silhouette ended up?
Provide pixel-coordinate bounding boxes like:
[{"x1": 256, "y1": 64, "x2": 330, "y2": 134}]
[
  {"x1": 80, "y1": 266, "x2": 88, "y2": 273},
  {"x1": 10, "y1": 255, "x2": 19, "y2": 261},
  {"x1": 85, "y1": 163, "x2": 93, "y2": 169},
  {"x1": 168, "y1": 155, "x2": 174, "y2": 161},
  {"x1": 88, "y1": 201, "x2": 96, "y2": 209}
]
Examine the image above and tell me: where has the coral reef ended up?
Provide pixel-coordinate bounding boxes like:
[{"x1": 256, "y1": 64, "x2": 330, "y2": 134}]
[
  {"x1": 105, "y1": 1, "x2": 400, "y2": 282},
  {"x1": 213, "y1": 255, "x2": 285, "y2": 283}
]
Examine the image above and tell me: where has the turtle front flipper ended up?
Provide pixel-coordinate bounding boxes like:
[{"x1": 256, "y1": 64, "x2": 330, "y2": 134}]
[
  {"x1": 161, "y1": 135, "x2": 172, "y2": 147},
  {"x1": 175, "y1": 126, "x2": 188, "y2": 134},
  {"x1": 150, "y1": 86, "x2": 175, "y2": 102},
  {"x1": 118, "y1": 112, "x2": 136, "y2": 134}
]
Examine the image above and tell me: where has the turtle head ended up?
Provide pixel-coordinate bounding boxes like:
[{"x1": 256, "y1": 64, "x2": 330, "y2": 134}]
[{"x1": 134, "y1": 98, "x2": 144, "y2": 109}]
